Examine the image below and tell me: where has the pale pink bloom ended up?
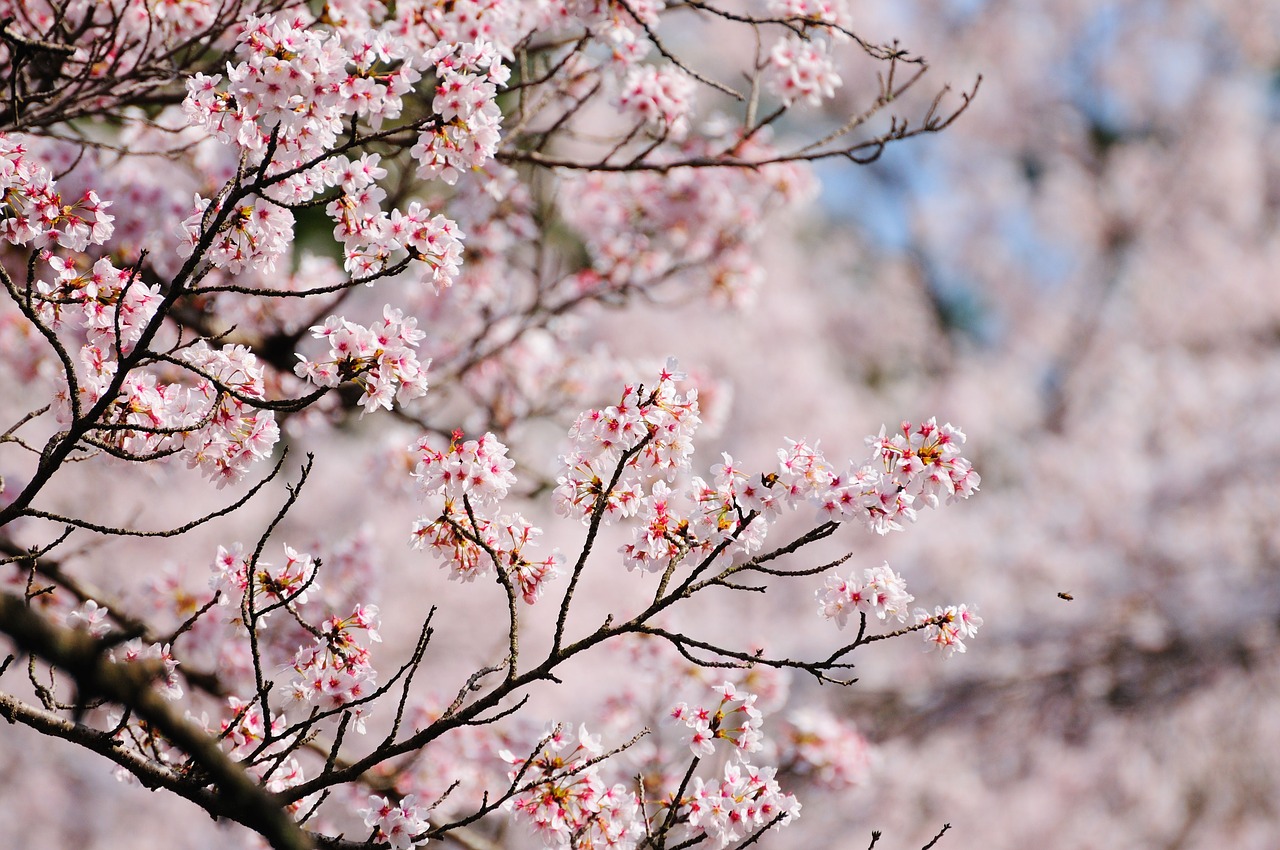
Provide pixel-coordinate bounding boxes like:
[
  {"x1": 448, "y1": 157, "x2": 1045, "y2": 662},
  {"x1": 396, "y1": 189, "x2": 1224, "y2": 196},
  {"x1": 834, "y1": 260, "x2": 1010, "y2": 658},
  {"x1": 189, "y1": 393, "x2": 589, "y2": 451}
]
[
  {"x1": 915, "y1": 604, "x2": 979, "y2": 657},
  {"x1": 295, "y1": 308, "x2": 432, "y2": 413},
  {"x1": 618, "y1": 64, "x2": 695, "y2": 138},
  {"x1": 777, "y1": 706, "x2": 873, "y2": 790},
  {"x1": 359, "y1": 794, "x2": 429, "y2": 849},
  {"x1": 66, "y1": 600, "x2": 112, "y2": 638},
  {"x1": 766, "y1": 34, "x2": 843, "y2": 107}
]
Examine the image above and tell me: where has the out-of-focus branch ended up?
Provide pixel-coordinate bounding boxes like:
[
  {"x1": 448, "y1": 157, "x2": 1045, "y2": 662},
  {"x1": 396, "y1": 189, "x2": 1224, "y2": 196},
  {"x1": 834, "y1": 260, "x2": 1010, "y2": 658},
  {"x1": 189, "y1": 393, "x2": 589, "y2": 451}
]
[
  {"x1": 842, "y1": 618, "x2": 1280, "y2": 743},
  {"x1": 0, "y1": 536, "x2": 226, "y2": 694},
  {"x1": 0, "y1": 591, "x2": 312, "y2": 850}
]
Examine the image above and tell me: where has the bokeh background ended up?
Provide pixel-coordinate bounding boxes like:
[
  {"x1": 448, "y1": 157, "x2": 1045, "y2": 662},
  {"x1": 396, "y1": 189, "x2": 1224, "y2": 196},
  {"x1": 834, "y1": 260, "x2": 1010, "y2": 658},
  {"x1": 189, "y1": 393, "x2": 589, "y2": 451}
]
[{"x1": 599, "y1": 1, "x2": 1280, "y2": 846}]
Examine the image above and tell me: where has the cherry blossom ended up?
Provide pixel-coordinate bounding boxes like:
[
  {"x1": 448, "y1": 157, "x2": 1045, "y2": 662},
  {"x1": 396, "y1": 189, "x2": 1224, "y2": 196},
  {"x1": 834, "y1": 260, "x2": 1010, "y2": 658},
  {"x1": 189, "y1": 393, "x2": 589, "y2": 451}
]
[
  {"x1": 295, "y1": 306, "x2": 431, "y2": 412},
  {"x1": 679, "y1": 762, "x2": 801, "y2": 848},
  {"x1": 765, "y1": 34, "x2": 843, "y2": 107},
  {"x1": 0, "y1": 136, "x2": 114, "y2": 249},
  {"x1": 412, "y1": 430, "x2": 516, "y2": 506},
  {"x1": 914, "y1": 604, "x2": 983, "y2": 657},
  {"x1": 66, "y1": 600, "x2": 112, "y2": 638},
  {"x1": 617, "y1": 64, "x2": 696, "y2": 139},
  {"x1": 359, "y1": 795, "x2": 431, "y2": 849},
  {"x1": 816, "y1": 561, "x2": 914, "y2": 628},
  {"x1": 501, "y1": 723, "x2": 646, "y2": 848},
  {"x1": 776, "y1": 707, "x2": 873, "y2": 791}
]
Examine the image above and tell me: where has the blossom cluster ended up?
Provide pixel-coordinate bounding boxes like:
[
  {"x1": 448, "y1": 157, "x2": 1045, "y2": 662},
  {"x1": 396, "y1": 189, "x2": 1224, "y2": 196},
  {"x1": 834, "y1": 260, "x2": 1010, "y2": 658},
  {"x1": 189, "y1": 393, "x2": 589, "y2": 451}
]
[
  {"x1": 816, "y1": 561, "x2": 914, "y2": 628},
  {"x1": 180, "y1": 13, "x2": 468, "y2": 284},
  {"x1": 195, "y1": 693, "x2": 314, "y2": 809},
  {"x1": 500, "y1": 679, "x2": 804, "y2": 849},
  {"x1": 554, "y1": 359, "x2": 701, "y2": 523},
  {"x1": 36, "y1": 256, "x2": 161, "y2": 353},
  {"x1": 766, "y1": 35, "x2": 843, "y2": 107},
  {"x1": 775, "y1": 707, "x2": 874, "y2": 791},
  {"x1": 175, "y1": 342, "x2": 282, "y2": 483},
  {"x1": 868, "y1": 418, "x2": 981, "y2": 512},
  {"x1": 359, "y1": 795, "x2": 431, "y2": 849},
  {"x1": 409, "y1": 431, "x2": 561, "y2": 601},
  {"x1": 181, "y1": 12, "x2": 417, "y2": 161},
  {"x1": 178, "y1": 195, "x2": 294, "y2": 275},
  {"x1": 410, "y1": 504, "x2": 562, "y2": 603},
  {"x1": 779, "y1": 418, "x2": 980, "y2": 534},
  {"x1": 411, "y1": 41, "x2": 508, "y2": 185},
  {"x1": 914, "y1": 604, "x2": 984, "y2": 657},
  {"x1": 412, "y1": 430, "x2": 516, "y2": 505},
  {"x1": 210, "y1": 543, "x2": 319, "y2": 616},
  {"x1": 655, "y1": 682, "x2": 802, "y2": 847},
  {"x1": 53, "y1": 338, "x2": 280, "y2": 487},
  {"x1": 295, "y1": 305, "x2": 431, "y2": 413},
  {"x1": 618, "y1": 450, "x2": 782, "y2": 575},
  {"x1": 500, "y1": 724, "x2": 646, "y2": 850},
  {"x1": 667, "y1": 681, "x2": 765, "y2": 760},
  {"x1": 817, "y1": 562, "x2": 983, "y2": 655},
  {"x1": 289, "y1": 604, "x2": 382, "y2": 717},
  {"x1": 319, "y1": 154, "x2": 465, "y2": 286},
  {"x1": 0, "y1": 135, "x2": 114, "y2": 250},
  {"x1": 617, "y1": 64, "x2": 696, "y2": 139},
  {"x1": 680, "y1": 761, "x2": 800, "y2": 848},
  {"x1": 197, "y1": 540, "x2": 386, "y2": 745}
]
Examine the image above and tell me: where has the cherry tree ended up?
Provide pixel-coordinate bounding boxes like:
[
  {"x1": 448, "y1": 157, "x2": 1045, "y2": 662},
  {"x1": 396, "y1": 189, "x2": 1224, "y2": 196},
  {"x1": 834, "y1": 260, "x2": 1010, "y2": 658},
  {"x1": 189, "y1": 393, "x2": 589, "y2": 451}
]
[{"x1": 0, "y1": 2, "x2": 986, "y2": 849}]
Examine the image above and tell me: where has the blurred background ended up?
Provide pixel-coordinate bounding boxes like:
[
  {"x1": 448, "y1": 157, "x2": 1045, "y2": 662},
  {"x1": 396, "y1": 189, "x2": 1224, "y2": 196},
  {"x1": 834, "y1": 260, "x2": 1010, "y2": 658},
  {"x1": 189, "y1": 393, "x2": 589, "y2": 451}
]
[{"x1": 610, "y1": 1, "x2": 1280, "y2": 846}]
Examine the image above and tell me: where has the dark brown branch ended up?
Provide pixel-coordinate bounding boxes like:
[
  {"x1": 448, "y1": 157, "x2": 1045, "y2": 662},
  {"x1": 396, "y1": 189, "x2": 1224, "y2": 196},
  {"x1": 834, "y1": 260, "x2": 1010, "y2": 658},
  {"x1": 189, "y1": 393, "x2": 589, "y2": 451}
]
[{"x1": 0, "y1": 591, "x2": 312, "y2": 850}]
